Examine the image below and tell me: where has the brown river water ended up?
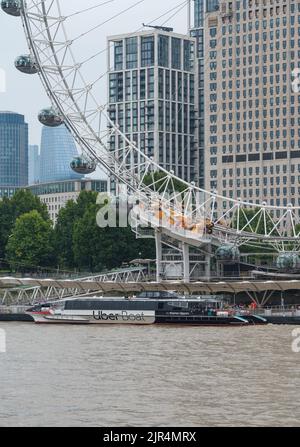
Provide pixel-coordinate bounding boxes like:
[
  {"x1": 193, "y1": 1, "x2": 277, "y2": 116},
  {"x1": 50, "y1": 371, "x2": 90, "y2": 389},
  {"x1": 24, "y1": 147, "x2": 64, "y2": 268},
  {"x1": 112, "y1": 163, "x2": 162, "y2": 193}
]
[{"x1": 0, "y1": 322, "x2": 300, "y2": 427}]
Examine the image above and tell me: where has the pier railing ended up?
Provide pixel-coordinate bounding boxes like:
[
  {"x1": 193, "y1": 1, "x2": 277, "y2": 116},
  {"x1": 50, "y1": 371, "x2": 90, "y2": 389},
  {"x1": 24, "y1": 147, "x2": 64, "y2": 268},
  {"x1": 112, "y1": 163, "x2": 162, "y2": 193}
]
[
  {"x1": 250, "y1": 305, "x2": 300, "y2": 317},
  {"x1": 0, "y1": 306, "x2": 29, "y2": 314},
  {"x1": 0, "y1": 266, "x2": 148, "y2": 306}
]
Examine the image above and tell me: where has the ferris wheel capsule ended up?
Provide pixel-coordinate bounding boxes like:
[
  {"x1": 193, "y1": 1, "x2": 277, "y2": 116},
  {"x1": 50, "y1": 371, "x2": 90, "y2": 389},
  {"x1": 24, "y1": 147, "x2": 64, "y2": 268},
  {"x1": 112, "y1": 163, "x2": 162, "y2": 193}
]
[
  {"x1": 70, "y1": 156, "x2": 97, "y2": 175},
  {"x1": 1, "y1": 0, "x2": 21, "y2": 16},
  {"x1": 215, "y1": 244, "x2": 240, "y2": 264},
  {"x1": 15, "y1": 54, "x2": 39, "y2": 74},
  {"x1": 276, "y1": 252, "x2": 300, "y2": 272},
  {"x1": 38, "y1": 107, "x2": 64, "y2": 127}
]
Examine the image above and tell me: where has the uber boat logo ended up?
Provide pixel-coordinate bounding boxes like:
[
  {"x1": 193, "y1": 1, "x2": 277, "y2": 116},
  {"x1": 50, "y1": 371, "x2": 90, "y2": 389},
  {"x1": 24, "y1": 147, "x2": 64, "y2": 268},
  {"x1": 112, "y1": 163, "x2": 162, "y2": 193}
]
[
  {"x1": 0, "y1": 328, "x2": 6, "y2": 353},
  {"x1": 292, "y1": 328, "x2": 300, "y2": 353},
  {"x1": 93, "y1": 310, "x2": 146, "y2": 322}
]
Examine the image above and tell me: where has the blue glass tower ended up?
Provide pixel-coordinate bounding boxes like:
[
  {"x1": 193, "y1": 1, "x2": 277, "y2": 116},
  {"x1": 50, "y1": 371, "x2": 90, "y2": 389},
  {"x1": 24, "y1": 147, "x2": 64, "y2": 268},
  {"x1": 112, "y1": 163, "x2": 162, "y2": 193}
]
[
  {"x1": 0, "y1": 111, "x2": 28, "y2": 187},
  {"x1": 39, "y1": 124, "x2": 83, "y2": 183},
  {"x1": 28, "y1": 144, "x2": 40, "y2": 185}
]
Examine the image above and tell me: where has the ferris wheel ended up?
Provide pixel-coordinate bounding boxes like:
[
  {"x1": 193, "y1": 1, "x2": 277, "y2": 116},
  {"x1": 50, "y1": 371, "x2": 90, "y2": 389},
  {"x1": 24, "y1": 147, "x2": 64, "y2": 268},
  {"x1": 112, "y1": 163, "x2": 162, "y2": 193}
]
[{"x1": 2, "y1": 0, "x2": 300, "y2": 279}]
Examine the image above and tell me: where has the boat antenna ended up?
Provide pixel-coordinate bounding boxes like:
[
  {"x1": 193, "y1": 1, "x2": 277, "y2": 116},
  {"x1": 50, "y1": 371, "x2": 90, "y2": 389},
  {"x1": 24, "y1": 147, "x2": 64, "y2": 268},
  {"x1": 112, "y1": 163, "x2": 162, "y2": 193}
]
[{"x1": 142, "y1": 23, "x2": 174, "y2": 32}]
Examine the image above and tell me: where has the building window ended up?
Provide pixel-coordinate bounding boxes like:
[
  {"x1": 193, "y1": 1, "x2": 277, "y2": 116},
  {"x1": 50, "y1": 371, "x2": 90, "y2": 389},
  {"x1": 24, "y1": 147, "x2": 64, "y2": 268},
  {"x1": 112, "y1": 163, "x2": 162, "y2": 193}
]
[
  {"x1": 141, "y1": 36, "x2": 155, "y2": 67},
  {"x1": 126, "y1": 37, "x2": 138, "y2": 69}
]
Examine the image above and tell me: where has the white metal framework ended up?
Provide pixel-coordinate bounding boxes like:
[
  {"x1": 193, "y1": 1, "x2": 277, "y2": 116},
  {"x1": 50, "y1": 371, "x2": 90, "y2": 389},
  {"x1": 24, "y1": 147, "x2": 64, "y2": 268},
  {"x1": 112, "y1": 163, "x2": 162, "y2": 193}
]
[
  {"x1": 0, "y1": 267, "x2": 147, "y2": 305},
  {"x1": 1, "y1": 276, "x2": 300, "y2": 307},
  {"x1": 4, "y1": 1, "x2": 300, "y2": 281}
]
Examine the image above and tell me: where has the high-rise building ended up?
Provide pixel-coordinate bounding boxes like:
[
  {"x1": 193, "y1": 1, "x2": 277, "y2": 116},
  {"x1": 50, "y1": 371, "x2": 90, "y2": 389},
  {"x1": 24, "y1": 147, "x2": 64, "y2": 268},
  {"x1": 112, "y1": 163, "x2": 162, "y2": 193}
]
[
  {"x1": 28, "y1": 178, "x2": 107, "y2": 224},
  {"x1": 39, "y1": 125, "x2": 83, "y2": 183},
  {"x1": 107, "y1": 29, "x2": 198, "y2": 183},
  {"x1": 205, "y1": 0, "x2": 300, "y2": 213},
  {"x1": 207, "y1": 0, "x2": 220, "y2": 13},
  {"x1": 189, "y1": 1, "x2": 205, "y2": 187},
  {"x1": 0, "y1": 111, "x2": 28, "y2": 187},
  {"x1": 189, "y1": 1, "x2": 219, "y2": 188},
  {"x1": 28, "y1": 144, "x2": 40, "y2": 185}
]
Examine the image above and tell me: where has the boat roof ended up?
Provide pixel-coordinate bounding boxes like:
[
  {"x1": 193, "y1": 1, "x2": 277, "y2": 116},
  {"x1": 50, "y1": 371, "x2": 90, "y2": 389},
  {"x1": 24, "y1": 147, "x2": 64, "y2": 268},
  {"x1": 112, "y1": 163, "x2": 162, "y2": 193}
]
[{"x1": 48, "y1": 295, "x2": 223, "y2": 304}]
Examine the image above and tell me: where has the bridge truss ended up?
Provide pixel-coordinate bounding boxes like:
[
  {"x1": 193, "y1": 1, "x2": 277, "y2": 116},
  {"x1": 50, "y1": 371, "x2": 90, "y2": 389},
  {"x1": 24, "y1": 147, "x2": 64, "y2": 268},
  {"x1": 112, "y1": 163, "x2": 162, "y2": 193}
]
[{"x1": 2, "y1": 1, "x2": 300, "y2": 282}]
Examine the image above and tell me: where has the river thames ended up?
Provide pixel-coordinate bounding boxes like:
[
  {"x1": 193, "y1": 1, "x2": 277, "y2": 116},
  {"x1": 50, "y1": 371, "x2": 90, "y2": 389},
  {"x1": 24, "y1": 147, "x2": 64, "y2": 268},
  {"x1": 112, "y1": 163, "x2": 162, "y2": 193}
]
[{"x1": 0, "y1": 323, "x2": 300, "y2": 427}]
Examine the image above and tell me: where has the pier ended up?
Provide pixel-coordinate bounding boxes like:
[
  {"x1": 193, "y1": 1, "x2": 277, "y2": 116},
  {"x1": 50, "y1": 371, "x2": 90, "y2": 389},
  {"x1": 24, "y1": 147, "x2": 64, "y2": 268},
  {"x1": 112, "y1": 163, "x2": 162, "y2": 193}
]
[
  {"x1": 1, "y1": 275, "x2": 300, "y2": 324},
  {"x1": 2, "y1": 277, "x2": 300, "y2": 302}
]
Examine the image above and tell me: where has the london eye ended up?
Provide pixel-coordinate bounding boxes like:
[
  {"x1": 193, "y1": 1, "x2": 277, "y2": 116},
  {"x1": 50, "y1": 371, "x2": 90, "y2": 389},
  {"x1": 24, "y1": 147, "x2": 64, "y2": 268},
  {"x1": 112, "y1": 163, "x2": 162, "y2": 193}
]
[{"x1": 3, "y1": 0, "x2": 300, "y2": 281}]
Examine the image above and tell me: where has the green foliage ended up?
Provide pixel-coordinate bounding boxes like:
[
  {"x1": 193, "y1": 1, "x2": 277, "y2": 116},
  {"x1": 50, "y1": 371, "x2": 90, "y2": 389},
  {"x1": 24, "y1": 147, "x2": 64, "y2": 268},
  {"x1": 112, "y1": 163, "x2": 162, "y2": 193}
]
[
  {"x1": 1, "y1": 189, "x2": 155, "y2": 273},
  {"x1": 54, "y1": 190, "x2": 155, "y2": 272},
  {"x1": 72, "y1": 201, "x2": 155, "y2": 272},
  {"x1": 53, "y1": 200, "x2": 81, "y2": 269},
  {"x1": 233, "y1": 207, "x2": 274, "y2": 235},
  {"x1": 143, "y1": 171, "x2": 187, "y2": 194},
  {"x1": 6, "y1": 210, "x2": 54, "y2": 272},
  {"x1": 53, "y1": 191, "x2": 98, "y2": 269},
  {"x1": 0, "y1": 190, "x2": 49, "y2": 262},
  {"x1": 232, "y1": 207, "x2": 275, "y2": 255}
]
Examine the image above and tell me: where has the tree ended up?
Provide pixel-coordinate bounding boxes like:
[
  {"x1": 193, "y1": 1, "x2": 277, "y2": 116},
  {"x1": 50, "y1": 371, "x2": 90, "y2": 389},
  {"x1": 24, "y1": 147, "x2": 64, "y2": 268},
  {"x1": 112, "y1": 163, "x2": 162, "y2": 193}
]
[
  {"x1": 232, "y1": 207, "x2": 274, "y2": 235},
  {"x1": 6, "y1": 210, "x2": 54, "y2": 272},
  {"x1": 53, "y1": 200, "x2": 79, "y2": 269},
  {"x1": 0, "y1": 190, "x2": 49, "y2": 264},
  {"x1": 53, "y1": 191, "x2": 99, "y2": 269},
  {"x1": 143, "y1": 171, "x2": 187, "y2": 194},
  {"x1": 73, "y1": 203, "x2": 155, "y2": 272},
  {"x1": 231, "y1": 207, "x2": 275, "y2": 256}
]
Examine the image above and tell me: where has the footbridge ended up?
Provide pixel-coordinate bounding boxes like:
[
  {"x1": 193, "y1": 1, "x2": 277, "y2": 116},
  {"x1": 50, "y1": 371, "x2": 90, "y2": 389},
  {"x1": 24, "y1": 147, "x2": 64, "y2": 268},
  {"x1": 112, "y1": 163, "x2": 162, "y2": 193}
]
[
  {"x1": 0, "y1": 267, "x2": 147, "y2": 306},
  {"x1": 1, "y1": 277, "x2": 300, "y2": 307}
]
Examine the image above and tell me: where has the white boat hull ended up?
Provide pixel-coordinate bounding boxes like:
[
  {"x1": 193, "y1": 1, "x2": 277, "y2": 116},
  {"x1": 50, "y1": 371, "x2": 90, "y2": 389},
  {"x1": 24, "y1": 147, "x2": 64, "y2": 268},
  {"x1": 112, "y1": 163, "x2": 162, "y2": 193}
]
[{"x1": 29, "y1": 310, "x2": 156, "y2": 325}]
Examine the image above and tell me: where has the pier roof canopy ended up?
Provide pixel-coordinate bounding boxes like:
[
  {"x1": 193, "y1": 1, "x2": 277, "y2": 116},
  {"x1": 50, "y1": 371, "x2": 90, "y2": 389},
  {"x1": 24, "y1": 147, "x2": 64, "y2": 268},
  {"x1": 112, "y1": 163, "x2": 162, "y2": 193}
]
[{"x1": 1, "y1": 278, "x2": 300, "y2": 294}]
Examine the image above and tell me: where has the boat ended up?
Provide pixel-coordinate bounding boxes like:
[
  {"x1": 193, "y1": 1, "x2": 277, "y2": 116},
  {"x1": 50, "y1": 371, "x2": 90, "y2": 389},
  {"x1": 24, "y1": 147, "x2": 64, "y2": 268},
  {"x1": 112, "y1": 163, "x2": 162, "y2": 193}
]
[{"x1": 26, "y1": 291, "x2": 267, "y2": 326}]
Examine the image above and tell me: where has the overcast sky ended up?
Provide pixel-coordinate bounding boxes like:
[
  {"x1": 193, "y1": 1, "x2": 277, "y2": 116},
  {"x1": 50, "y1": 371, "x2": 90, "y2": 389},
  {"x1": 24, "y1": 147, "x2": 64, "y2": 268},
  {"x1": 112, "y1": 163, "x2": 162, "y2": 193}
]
[{"x1": 0, "y1": 0, "x2": 188, "y2": 146}]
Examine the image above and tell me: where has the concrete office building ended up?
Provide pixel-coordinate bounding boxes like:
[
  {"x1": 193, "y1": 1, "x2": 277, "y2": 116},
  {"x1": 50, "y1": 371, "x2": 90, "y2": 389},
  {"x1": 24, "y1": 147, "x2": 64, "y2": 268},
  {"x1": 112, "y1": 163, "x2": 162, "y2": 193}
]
[
  {"x1": 205, "y1": 0, "x2": 300, "y2": 215},
  {"x1": 28, "y1": 178, "x2": 107, "y2": 224},
  {"x1": 188, "y1": 0, "x2": 220, "y2": 187}
]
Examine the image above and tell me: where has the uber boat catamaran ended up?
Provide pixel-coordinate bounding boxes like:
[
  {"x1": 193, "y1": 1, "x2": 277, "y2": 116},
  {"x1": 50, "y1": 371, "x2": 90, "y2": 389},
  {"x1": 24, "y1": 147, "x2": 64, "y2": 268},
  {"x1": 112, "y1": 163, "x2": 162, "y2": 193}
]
[{"x1": 27, "y1": 292, "x2": 267, "y2": 326}]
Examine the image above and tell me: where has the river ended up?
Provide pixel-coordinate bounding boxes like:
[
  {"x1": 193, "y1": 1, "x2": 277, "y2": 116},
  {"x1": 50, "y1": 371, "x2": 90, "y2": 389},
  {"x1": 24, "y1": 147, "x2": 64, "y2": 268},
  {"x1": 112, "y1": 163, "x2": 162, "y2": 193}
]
[{"x1": 0, "y1": 323, "x2": 300, "y2": 427}]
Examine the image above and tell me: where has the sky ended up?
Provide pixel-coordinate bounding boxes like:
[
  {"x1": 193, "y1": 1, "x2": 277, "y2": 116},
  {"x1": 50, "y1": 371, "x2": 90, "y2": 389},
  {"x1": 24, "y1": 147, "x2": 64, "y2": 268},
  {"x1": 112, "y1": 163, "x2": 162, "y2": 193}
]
[{"x1": 0, "y1": 0, "x2": 189, "y2": 146}]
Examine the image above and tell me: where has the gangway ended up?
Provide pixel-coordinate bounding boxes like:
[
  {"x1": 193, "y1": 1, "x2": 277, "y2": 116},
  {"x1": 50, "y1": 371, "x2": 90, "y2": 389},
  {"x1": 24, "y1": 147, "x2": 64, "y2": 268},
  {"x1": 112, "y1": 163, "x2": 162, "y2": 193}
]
[{"x1": 0, "y1": 266, "x2": 147, "y2": 306}]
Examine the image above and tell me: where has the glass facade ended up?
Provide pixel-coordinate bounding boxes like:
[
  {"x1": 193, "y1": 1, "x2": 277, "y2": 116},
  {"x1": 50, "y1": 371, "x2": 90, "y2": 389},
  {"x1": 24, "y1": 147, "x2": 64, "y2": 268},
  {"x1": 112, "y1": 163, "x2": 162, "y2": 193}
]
[
  {"x1": 126, "y1": 37, "x2": 138, "y2": 69},
  {"x1": 29, "y1": 179, "x2": 107, "y2": 196},
  {"x1": 141, "y1": 36, "x2": 155, "y2": 67},
  {"x1": 158, "y1": 35, "x2": 169, "y2": 67},
  {"x1": 190, "y1": 0, "x2": 210, "y2": 187},
  {"x1": 0, "y1": 111, "x2": 28, "y2": 187},
  {"x1": 206, "y1": 0, "x2": 219, "y2": 13},
  {"x1": 39, "y1": 124, "x2": 83, "y2": 183},
  {"x1": 108, "y1": 31, "x2": 197, "y2": 182},
  {"x1": 0, "y1": 186, "x2": 20, "y2": 199},
  {"x1": 28, "y1": 179, "x2": 107, "y2": 223},
  {"x1": 28, "y1": 144, "x2": 40, "y2": 185},
  {"x1": 194, "y1": 0, "x2": 205, "y2": 28}
]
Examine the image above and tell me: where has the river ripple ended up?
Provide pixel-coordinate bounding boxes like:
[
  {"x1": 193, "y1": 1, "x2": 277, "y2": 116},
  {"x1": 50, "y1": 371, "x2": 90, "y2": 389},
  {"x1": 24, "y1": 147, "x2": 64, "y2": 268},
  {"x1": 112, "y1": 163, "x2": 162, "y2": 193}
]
[{"x1": 0, "y1": 323, "x2": 299, "y2": 427}]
